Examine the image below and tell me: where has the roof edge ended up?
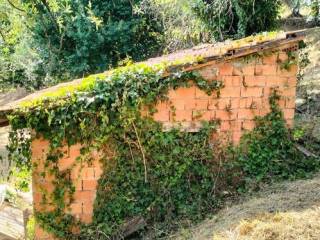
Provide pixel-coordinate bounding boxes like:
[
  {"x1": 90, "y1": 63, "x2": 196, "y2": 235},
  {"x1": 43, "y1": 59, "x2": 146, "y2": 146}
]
[{"x1": 0, "y1": 29, "x2": 307, "y2": 126}]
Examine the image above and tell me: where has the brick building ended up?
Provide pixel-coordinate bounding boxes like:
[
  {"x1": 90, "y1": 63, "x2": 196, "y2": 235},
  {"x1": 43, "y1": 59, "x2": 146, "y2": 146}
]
[{"x1": 0, "y1": 30, "x2": 305, "y2": 239}]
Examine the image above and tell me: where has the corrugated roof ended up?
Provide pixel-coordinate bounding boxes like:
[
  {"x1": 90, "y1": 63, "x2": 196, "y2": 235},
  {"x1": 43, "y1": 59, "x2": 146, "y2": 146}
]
[{"x1": 0, "y1": 30, "x2": 306, "y2": 126}]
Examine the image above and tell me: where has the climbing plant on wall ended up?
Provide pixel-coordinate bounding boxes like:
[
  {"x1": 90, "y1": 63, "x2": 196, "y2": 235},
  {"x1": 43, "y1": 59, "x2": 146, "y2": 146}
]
[{"x1": 7, "y1": 54, "x2": 319, "y2": 239}]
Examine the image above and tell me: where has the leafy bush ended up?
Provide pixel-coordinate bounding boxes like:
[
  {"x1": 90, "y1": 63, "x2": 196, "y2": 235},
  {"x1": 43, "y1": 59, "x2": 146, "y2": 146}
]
[{"x1": 236, "y1": 91, "x2": 320, "y2": 185}]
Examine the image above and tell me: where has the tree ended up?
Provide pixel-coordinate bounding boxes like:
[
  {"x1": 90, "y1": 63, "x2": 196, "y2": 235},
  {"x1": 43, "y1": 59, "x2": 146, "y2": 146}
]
[
  {"x1": 0, "y1": 0, "x2": 43, "y2": 90},
  {"x1": 191, "y1": 0, "x2": 281, "y2": 41},
  {"x1": 140, "y1": 0, "x2": 212, "y2": 52},
  {"x1": 311, "y1": 0, "x2": 320, "y2": 23},
  {"x1": 22, "y1": 0, "x2": 163, "y2": 82}
]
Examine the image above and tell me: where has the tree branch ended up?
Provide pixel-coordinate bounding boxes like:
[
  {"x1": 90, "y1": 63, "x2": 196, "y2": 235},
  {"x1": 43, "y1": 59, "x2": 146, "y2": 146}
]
[
  {"x1": 0, "y1": 28, "x2": 6, "y2": 43},
  {"x1": 132, "y1": 122, "x2": 148, "y2": 183},
  {"x1": 37, "y1": 0, "x2": 60, "y2": 32},
  {"x1": 6, "y1": 0, "x2": 25, "y2": 12}
]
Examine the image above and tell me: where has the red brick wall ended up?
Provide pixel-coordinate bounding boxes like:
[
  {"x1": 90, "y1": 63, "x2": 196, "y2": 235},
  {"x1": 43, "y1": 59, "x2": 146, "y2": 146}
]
[
  {"x1": 31, "y1": 46, "x2": 298, "y2": 239},
  {"x1": 152, "y1": 51, "x2": 297, "y2": 143},
  {"x1": 32, "y1": 140, "x2": 102, "y2": 239}
]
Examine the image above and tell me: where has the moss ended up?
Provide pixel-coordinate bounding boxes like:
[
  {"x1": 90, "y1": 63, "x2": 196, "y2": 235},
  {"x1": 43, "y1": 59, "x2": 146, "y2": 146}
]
[{"x1": 19, "y1": 56, "x2": 205, "y2": 109}]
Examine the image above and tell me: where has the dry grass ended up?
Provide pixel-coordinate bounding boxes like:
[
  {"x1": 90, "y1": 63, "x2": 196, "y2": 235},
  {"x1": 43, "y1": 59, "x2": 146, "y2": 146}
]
[
  {"x1": 171, "y1": 173, "x2": 320, "y2": 240},
  {"x1": 213, "y1": 208, "x2": 320, "y2": 240}
]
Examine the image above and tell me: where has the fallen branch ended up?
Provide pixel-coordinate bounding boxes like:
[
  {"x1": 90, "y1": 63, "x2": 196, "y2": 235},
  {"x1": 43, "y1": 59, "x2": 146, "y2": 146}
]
[
  {"x1": 295, "y1": 144, "x2": 318, "y2": 158},
  {"x1": 114, "y1": 216, "x2": 146, "y2": 239}
]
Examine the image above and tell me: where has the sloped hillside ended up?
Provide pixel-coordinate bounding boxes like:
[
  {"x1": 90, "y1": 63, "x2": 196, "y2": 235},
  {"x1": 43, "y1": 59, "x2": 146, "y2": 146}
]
[{"x1": 171, "y1": 173, "x2": 320, "y2": 240}]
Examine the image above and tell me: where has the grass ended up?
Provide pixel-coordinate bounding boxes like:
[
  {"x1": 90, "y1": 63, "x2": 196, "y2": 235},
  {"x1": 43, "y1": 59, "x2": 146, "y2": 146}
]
[
  {"x1": 171, "y1": 172, "x2": 320, "y2": 240},
  {"x1": 213, "y1": 209, "x2": 320, "y2": 240}
]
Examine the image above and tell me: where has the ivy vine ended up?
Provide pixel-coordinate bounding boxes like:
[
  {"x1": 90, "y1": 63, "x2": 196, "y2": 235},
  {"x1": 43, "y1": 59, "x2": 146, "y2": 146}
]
[{"x1": 7, "y1": 61, "x2": 224, "y2": 239}]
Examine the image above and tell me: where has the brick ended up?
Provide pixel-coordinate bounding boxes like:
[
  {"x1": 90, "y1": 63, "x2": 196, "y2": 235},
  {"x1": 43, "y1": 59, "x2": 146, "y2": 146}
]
[
  {"x1": 223, "y1": 76, "x2": 234, "y2": 87},
  {"x1": 220, "y1": 87, "x2": 241, "y2": 98},
  {"x1": 230, "y1": 99, "x2": 240, "y2": 109},
  {"x1": 278, "y1": 52, "x2": 288, "y2": 62},
  {"x1": 263, "y1": 54, "x2": 277, "y2": 64},
  {"x1": 239, "y1": 98, "x2": 247, "y2": 108},
  {"x1": 153, "y1": 110, "x2": 170, "y2": 122},
  {"x1": 192, "y1": 110, "x2": 213, "y2": 121},
  {"x1": 94, "y1": 167, "x2": 103, "y2": 179},
  {"x1": 172, "y1": 110, "x2": 192, "y2": 121},
  {"x1": 82, "y1": 203, "x2": 94, "y2": 215},
  {"x1": 230, "y1": 120, "x2": 242, "y2": 131},
  {"x1": 232, "y1": 66, "x2": 243, "y2": 76},
  {"x1": 283, "y1": 109, "x2": 295, "y2": 120},
  {"x1": 80, "y1": 214, "x2": 93, "y2": 224},
  {"x1": 170, "y1": 99, "x2": 185, "y2": 110},
  {"x1": 31, "y1": 139, "x2": 49, "y2": 158},
  {"x1": 219, "y1": 64, "x2": 233, "y2": 75},
  {"x1": 217, "y1": 98, "x2": 231, "y2": 110},
  {"x1": 195, "y1": 88, "x2": 209, "y2": 99},
  {"x1": 287, "y1": 77, "x2": 297, "y2": 87},
  {"x1": 244, "y1": 76, "x2": 266, "y2": 87},
  {"x1": 266, "y1": 77, "x2": 285, "y2": 87},
  {"x1": 221, "y1": 120, "x2": 242, "y2": 131},
  {"x1": 281, "y1": 87, "x2": 296, "y2": 97},
  {"x1": 255, "y1": 65, "x2": 277, "y2": 76},
  {"x1": 69, "y1": 202, "x2": 83, "y2": 214},
  {"x1": 74, "y1": 179, "x2": 83, "y2": 191},
  {"x1": 71, "y1": 165, "x2": 81, "y2": 180},
  {"x1": 215, "y1": 110, "x2": 237, "y2": 120},
  {"x1": 238, "y1": 109, "x2": 255, "y2": 120},
  {"x1": 232, "y1": 132, "x2": 242, "y2": 144},
  {"x1": 58, "y1": 158, "x2": 75, "y2": 171},
  {"x1": 195, "y1": 99, "x2": 209, "y2": 110},
  {"x1": 35, "y1": 225, "x2": 54, "y2": 239},
  {"x1": 168, "y1": 87, "x2": 196, "y2": 99},
  {"x1": 223, "y1": 76, "x2": 241, "y2": 87},
  {"x1": 199, "y1": 66, "x2": 219, "y2": 79},
  {"x1": 81, "y1": 168, "x2": 95, "y2": 180},
  {"x1": 285, "y1": 98, "x2": 296, "y2": 108},
  {"x1": 242, "y1": 120, "x2": 255, "y2": 130},
  {"x1": 278, "y1": 98, "x2": 286, "y2": 108},
  {"x1": 220, "y1": 121, "x2": 231, "y2": 131},
  {"x1": 184, "y1": 99, "x2": 196, "y2": 110},
  {"x1": 232, "y1": 76, "x2": 242, "y2": 86},
  {"x1": 241, "y1": 87, "x2": 263, "y2": 97},
  {"x1": 260, "y1": 108, "x2": 271, "y2": 116},
  {"x1": 208, "y1": 99, "x2": 219, "y2": 110},
  {"x1": 33, "y1": 192, "x2": 44, "y2": 204},
  {"x1": 286, "y1": 119, "x2": 294, "y2": 128},
  {"x1": 262, "y1": 87, "x2": 273, "y2": 98},
  {"x1": 155, "y1": 101, "x2": 169, "y2": 111},
  {"x1": 278, "y1": 65, "x2": 298, "y2": 77},
  {"x1": 242, "y1": 65, "x2": 255, "y2": 75},
  {"x1": 69, "y1": 144, "x2": 81, "y2": 158},
  {"x1": 255, "y1": 65, "x2": 263, "y2": 76},
  {"x1": 247, "y1": 98, "x2": 263, "y2": 109},
  {"x1": 82, "y1": 180, "x2": 98, "y2": 191},
  {"x1": 74, "y1": 191, "x2": 96, "y2": 203}
]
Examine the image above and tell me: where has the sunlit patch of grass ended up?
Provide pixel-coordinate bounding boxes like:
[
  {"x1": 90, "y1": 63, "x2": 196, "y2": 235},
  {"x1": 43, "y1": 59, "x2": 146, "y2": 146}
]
[{"x1": 213, "y1": 208, "x2": 320, "y2": 240}]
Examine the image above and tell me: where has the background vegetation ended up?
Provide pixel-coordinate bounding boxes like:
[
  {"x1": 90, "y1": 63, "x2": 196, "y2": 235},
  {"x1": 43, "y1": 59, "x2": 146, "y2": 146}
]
[{"x1": 1, "y1": 0, "x2": 318, "y2": 91}]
